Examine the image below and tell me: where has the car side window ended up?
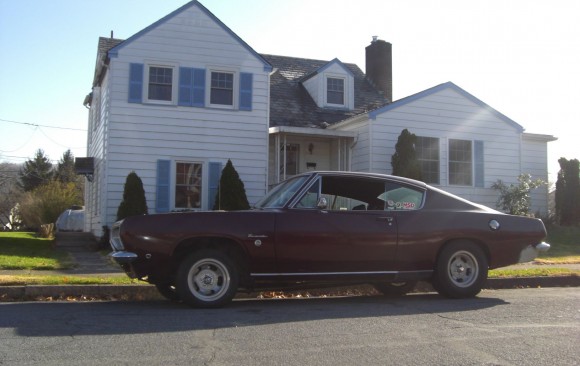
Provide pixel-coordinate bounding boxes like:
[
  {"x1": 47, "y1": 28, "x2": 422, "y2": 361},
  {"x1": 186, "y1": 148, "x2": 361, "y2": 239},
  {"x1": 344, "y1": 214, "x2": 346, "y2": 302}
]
[{"x1": 379, "y1": 184, "x2": 424, "y2": 210}]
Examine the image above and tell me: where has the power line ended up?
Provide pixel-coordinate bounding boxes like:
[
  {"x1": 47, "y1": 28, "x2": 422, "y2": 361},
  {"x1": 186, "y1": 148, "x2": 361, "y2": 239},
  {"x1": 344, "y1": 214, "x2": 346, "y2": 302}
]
[{"x1": 0, "y1": 117, "x2": 87, "y2": 132}]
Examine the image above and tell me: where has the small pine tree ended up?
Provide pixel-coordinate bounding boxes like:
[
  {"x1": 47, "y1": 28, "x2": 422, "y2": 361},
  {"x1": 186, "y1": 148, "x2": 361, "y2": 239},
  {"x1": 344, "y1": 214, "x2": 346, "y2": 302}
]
[
  {"x1": 19, "y1": 149, "x2": 53, "y2": 192},
  {"x1": 213, "y1": 160, "x2": 250, "y2": 211},
  {"x1": 391, "y1": 129, "x2": 422, "y2": 180},
  {"x1": 116, "y1": 172, "x2": 148, "y2": 220}
]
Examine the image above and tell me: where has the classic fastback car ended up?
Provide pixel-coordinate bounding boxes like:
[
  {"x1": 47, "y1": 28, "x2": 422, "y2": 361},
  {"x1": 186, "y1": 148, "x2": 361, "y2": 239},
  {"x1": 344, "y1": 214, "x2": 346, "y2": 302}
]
[{"x1": 110, "y1": 171, "x2": 549, "y2": 308}]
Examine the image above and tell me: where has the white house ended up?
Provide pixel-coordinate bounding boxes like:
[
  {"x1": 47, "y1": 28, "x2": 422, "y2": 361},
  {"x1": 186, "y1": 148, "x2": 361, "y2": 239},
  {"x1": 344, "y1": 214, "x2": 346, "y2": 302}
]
[{"x1": 80, "y1": 1, "x2": 555, "y2": 237}]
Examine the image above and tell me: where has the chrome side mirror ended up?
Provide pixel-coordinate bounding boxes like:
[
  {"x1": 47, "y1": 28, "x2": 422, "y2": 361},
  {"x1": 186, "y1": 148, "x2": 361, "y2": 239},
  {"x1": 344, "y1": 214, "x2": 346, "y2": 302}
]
[{"x1": 317, "y1": 197, "x2": 328, "y2": 210}]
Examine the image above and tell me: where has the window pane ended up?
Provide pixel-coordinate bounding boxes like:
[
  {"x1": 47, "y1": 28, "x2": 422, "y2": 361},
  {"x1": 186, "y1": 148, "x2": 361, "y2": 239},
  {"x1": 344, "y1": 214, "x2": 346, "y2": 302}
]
[
  {"x1": 416, "y1": 136, "x2": 440, "y2": 184},
  {"x1": 327, "y1": 78, "x2": 344, "y2": 105},
  {"x1": 210, "y1": 72, "x2": 234, "y2": 105},
  {"x1": 175, "y1": 162, "x2": 203, "y2": 209},
  {"x1": 148, "y1": 67, "x2": 172, "y2": 101},
  {"x1": 449, "y1": 139, "x2": 472, "y2": 186}
]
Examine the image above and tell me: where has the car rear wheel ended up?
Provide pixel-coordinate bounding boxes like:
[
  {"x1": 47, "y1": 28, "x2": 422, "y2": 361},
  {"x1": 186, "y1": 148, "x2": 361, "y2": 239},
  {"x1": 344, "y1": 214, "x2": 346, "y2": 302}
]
[
  {"x1": 176, "y1": 250, "x2": 239, "y2": 308},
  {"x1": 433, "y1": 241, "x2": 488, "y2": 298},
  {"x1": 373, "y1": 281, "x2": 417, "y2": 296}
]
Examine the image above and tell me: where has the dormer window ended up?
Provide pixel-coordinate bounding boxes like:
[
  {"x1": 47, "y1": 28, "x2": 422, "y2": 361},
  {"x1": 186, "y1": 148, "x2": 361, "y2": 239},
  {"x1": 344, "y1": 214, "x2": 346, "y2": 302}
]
[{"x1": 327, "y1": 77, "x2": 345, "y2": 105}]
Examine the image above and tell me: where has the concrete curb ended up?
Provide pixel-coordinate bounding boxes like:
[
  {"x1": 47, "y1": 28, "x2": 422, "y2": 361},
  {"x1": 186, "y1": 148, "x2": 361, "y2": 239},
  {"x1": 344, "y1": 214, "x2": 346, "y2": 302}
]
[{"x1": 1, "y1": 276, "x2": 578, "y2": 302}]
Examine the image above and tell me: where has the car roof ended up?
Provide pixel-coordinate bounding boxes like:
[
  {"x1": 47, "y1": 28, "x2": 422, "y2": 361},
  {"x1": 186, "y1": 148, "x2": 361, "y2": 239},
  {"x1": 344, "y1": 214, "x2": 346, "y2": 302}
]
[{"x1": 295, "y1": 171, "x2": 428, "y2": 190}]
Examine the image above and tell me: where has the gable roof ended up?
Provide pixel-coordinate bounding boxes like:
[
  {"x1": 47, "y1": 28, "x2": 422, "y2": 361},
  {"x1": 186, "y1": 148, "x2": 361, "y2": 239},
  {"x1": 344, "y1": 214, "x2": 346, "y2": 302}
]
[
  {"x1": 300, "y1": 58, "x2": 355, "y2": 82},
  {"x1": 92, "y1": 37, "x2": 124, "y2": 87},
  {"x1": 107, "y1": 0, "x2": 271, "y2": 72},
  {"x1": 262, "y1": 54, "x2": 388, "y2": 129},
  {"x1": 368, "y1": 81, "x2": 525, "y2": 132}
]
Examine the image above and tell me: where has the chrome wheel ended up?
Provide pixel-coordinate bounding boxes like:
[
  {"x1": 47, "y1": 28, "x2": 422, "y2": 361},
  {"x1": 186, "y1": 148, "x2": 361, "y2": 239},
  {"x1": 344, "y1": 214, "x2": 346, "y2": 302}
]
[
  {"x1": 433, "y1": 241, "x2": 488, "y2": 299},
  {"x1": 177, "y1": 250, "x2": 239, "y2": 308},
  {"x1": 447, "y1": 250, "x2": 479, "y2": 288},
  {"x1": 187, "y1": 259, "x2": 231, "y2": 302}
]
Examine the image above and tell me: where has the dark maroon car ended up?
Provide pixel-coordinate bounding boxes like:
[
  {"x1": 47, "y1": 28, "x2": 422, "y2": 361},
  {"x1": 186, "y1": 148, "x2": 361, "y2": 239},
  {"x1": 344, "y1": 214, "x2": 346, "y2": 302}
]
[{"x1": 110, "y1": 171, "x2": 549, "y2": 308}]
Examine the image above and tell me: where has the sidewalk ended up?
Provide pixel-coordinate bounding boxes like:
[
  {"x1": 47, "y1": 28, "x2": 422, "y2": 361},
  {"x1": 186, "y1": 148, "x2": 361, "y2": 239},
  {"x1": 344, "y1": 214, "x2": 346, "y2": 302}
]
[{"x1": 1, "y1": 237, "x2": 579, "y2": 302}]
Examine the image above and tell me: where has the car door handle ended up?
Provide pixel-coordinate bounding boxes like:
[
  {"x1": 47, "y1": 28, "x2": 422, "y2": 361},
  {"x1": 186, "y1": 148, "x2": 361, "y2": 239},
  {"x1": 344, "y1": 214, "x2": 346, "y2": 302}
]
[
  {"x1": 376, "y1": 217, "x2": 394, "y2": 225},
  {"x1": 248, "y1": 234, "x2": 268, "y2": 239}
]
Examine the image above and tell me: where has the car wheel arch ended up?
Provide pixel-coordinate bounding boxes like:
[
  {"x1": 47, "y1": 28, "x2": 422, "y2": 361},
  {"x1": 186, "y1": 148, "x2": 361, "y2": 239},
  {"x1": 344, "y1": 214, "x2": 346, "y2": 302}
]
[
  {"x1": 436, "y1": 238, "x2": 490, "y2": 268},
  {"x1": 171, "y1": 236, "x2": 250, "y2": 282}
]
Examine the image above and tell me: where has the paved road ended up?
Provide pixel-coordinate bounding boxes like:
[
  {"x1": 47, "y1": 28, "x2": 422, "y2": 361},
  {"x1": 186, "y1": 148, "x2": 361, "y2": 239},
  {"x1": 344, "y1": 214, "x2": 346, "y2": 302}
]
[{"x1": 1, "y1": 288, "x2": 578, "y2": 365}]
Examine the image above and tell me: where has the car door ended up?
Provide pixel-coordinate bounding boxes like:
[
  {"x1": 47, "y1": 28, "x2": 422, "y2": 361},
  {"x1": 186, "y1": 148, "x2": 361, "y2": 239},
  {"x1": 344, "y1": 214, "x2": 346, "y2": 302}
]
[{"x1": 274, "y1": 176, "x2": 400, "y2": 274}]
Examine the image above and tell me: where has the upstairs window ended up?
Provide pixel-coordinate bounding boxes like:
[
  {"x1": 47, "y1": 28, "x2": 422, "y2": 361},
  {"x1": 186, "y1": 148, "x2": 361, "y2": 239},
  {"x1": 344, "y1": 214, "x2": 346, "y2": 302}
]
[
  {"x1": 210, "y1": 72, "x2": 234, "y2": 106},
  {"x1": 148, "y1": 66, "x2": 173, "y2": 102},
  {"x1": 327, "y1": 77, "x2": 344, "y2": 105},
  {"x1": 449, "y1": 139, "x2": 473, "y2": 186},
  {"x1": 416, "y1": 136, "x2": 440, "y2": 184}
]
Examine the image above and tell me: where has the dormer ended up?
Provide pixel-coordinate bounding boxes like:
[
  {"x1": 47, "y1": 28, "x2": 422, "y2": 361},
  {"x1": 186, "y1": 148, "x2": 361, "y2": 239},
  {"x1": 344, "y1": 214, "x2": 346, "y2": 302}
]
[{"x1": 301, "y1": 58, "x2": 355, "y2": 110}]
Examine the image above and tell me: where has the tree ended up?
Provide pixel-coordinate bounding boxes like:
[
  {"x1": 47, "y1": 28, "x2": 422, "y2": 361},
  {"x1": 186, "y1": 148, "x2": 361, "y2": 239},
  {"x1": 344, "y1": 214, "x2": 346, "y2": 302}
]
[
  {"x1": 391, "y1": 129, "x2": 422, "y2": 180},
  {"x1": 116, "y1": 171, "x2": 148, "y2": 220},
  {"x1": 18, "y1": 180, "x2": 82, "y2": 231},
  {"x1": 55, "y1": 149, "x2": 77, "y2": 183},
  {"x1": 491, "y1": 174, "x2": 546, "y2": 216},
  {"x1": 555, "y1": 158, "x2": 580, "y2": 225},
  {"x1": 213, "y1": 160, "x2": 250, "y2": 211},
  {"x1": 19, "y1": 149, "x2": 53, "y2": 192},
  {"x1": 0, "y1": 162, "x2": 23, "y2": 229}
]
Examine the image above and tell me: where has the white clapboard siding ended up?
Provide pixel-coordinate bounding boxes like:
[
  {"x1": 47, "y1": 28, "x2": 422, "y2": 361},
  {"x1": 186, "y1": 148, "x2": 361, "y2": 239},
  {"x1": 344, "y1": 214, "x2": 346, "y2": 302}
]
[{"x1": 85, "y1": 3, "x2": 270, "y2": 230}]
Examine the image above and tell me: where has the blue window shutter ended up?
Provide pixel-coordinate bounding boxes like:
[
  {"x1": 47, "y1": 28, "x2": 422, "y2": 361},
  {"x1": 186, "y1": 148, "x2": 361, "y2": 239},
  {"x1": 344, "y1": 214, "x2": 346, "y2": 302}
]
[
  {"x1": 192, "y1": 68, "x2": 206, "y2": 107},
  {"x1": 208, "y1": 162, "x2": 222, "y2": 210},
  {"x1": 178, "y1": 67, "x2": 193, "y2": 106},
  {"x1": 128, "y1": 63, "x2": 144, "y2": 103},
  {"x1": 156, "y1": 160, "x2": 171, "y2": 213},
  {"x1": 239, "y1": 73, "x2": 253, "y2": 111},
  {"x1": 474, "y1": 140, "x2": 484, "y2": 187}
]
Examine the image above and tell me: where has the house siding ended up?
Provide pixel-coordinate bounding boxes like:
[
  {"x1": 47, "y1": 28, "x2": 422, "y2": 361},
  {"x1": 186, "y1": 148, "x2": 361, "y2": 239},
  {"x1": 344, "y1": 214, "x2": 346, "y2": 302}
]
[
  {"x1": 87, "y1": 4, "x2": 269, "y2": 231},
  {"x1": 522, "y1": 136, "x2": 550, "y2": 216},
  {"x1": 343, "y1": 86, "x2": 527, "y2": 212}
]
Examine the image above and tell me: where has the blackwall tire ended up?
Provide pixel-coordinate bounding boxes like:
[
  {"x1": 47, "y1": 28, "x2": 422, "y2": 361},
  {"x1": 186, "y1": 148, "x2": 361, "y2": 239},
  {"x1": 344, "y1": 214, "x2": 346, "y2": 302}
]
[
  {"x1": 176, "y1": 250, "x2": 239, "y2": 308},
  {"x1": 433, "y1": 241, "x2": 488, "y2": 299}
]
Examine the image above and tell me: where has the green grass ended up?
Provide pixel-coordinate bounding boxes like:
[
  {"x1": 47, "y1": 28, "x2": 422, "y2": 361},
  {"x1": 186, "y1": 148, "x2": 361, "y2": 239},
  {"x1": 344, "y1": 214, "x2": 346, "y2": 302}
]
[
  {"x1": 0, "y1": 274, "x2": 141, "y2": 286},
  {"x1": 0, "y1": 232, "x2": 75, "y2": 270},
  {"x1": 489, "y1": 267, "x2": 580, "y2": 278},
  {"x1": 538, "y1": 225, "x2": 580, "y2": 262}
]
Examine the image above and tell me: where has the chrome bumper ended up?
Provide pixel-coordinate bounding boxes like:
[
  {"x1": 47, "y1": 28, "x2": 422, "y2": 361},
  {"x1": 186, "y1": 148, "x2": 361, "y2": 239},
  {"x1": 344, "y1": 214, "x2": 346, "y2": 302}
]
[
  {"x1": 518, "y1": 242, "x2": 551, "y2": 263},
  {"x1": 109, "y1": 251, "x2": 138, "y2": 264}
]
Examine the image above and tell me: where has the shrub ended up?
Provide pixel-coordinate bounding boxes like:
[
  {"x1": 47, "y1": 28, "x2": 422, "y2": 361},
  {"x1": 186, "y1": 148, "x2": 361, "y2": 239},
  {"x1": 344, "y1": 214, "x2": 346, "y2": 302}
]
[
  {"x1": 491, "y1": 174, "x2": 546, "y2": 216},
  {"x1": 213, "y1": 160, "x2": 250, "y2": 211},
  {"x1": 391, "y1": 129, "x2": 422, "y2": 180},
  {"x1": 116, "y1": 172, "x2": 148, "y2": 220}
]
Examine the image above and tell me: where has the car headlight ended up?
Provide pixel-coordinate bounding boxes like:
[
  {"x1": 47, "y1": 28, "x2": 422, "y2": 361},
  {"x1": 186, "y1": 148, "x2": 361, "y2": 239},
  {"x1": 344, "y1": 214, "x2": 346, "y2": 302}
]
[{"x1": 110, "y1": 220, "x2": 125, "y2": 251}]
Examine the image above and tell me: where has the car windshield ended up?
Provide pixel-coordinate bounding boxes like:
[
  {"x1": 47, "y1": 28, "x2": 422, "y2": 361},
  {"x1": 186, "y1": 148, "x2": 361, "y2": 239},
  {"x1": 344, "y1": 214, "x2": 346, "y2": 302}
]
[{"x1": 254, "y1": 176, "x2": 309, "y2": 208}]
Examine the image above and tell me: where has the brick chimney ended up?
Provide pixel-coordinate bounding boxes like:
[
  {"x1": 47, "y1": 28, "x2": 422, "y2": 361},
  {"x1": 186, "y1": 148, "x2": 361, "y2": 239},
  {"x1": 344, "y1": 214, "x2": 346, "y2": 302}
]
[{"x1": 365, "y1": 37, "x2": 392, "y2": 102}]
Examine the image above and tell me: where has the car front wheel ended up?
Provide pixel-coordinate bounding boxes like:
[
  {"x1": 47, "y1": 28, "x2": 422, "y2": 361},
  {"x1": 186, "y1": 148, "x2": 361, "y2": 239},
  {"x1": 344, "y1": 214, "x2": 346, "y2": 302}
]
[
  {"x1": 176, "y1": 250, "x2": 239, "y2": 308},
  {"x1": 433, "y1": 241, "x2": 488, "y2": 298}
]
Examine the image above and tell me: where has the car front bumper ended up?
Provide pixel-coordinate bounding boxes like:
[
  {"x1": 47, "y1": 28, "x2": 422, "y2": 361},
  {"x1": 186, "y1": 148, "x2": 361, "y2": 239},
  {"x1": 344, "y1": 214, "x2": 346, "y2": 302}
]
[{"x1": 518, "y1": 242, "x2": 551, "y2": 263}]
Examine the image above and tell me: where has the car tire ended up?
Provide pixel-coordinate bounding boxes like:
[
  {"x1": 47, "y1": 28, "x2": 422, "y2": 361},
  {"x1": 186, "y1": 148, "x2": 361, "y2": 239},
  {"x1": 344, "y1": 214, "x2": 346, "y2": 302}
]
[
  {"x1": 373, "y1": 281, "x2": 417, "y2": 296},
  {"x1": 155, "y1": 283, "x2": 181, "y2": 302},
  {"x1": 433, "y1": 241, "x2": 488, "y2": 298},
  {"x1": 176, "y1": 249, "x2": 239, "y2": 308}
]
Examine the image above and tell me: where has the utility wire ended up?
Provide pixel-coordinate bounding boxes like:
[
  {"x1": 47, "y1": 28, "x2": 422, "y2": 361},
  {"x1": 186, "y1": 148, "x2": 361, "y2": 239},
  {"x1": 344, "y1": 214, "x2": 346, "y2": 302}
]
[{"x1": 0, "y1": 118, "x2": 87, "y2": 132}]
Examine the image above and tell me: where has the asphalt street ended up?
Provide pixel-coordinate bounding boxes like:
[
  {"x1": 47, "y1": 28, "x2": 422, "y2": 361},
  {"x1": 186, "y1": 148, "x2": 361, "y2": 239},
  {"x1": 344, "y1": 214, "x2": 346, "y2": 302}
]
[{"x1": 0, "y1": 287, "x2": 578, "y2": 365}]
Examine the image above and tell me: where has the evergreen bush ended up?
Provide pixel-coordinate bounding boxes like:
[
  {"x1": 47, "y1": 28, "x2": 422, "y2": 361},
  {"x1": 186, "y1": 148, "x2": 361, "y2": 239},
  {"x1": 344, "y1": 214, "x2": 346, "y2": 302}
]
[
  {"x1": 213, "y1": 160, "x2": 250, "y2": 211},
  {"x1": 116, "y1": 172, "x2": 148, "y2": 220}
]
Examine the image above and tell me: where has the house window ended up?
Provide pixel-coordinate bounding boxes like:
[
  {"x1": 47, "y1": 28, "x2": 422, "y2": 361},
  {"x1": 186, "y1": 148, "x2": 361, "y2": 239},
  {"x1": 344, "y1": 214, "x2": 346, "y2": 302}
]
[
  {"x1": 210, "y1": 72, "x2": 234, "y2": 106},
  {"x1": 175, "y1": 162, "x2": 203, "y2": 209},
  {"x1": 148, "y1": 66, "x2": 173, "y2": 101},
  {"x1": 449, "y1": 139, "x2": 473, "y2": 186},
  {"x1": 327, "y1": 77, "x2": 344, "y2": 105},
  {"x1": 416, "y1": 136, "x2": 440, "y2": 184},
  {"x1": 280, "y1": 144, "x2": 299, "y2": 177}
]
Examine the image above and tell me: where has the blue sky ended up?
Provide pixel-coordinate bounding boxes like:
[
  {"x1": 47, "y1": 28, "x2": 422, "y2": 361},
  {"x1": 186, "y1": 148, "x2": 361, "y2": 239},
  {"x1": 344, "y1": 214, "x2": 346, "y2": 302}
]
[{"x1": 1, "y1": 0, "x2": 578, "y2": 183}]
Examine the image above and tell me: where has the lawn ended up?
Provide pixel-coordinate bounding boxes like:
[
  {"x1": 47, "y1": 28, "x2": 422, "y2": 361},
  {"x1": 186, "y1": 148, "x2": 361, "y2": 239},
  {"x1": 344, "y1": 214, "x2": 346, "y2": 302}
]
[
  {"x1": 537, "y1": 224, "x2": 580, "y2": 263},
  {"x1": 0, "y1": 232, "x2": 75, "y2": 270}
]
